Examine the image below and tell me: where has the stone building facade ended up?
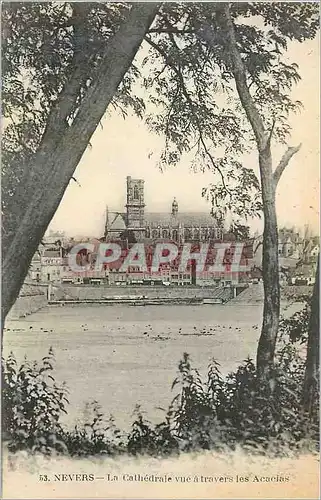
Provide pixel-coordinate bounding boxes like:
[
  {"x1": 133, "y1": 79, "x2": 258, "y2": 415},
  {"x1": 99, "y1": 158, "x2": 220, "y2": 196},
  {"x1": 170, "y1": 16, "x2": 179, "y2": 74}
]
[
  {"x1": 105, "y1": 176, "x2": 222, "y2": 243},
  {"x1": 125, "y1": 176, "x2": 145, "y2": 238}
]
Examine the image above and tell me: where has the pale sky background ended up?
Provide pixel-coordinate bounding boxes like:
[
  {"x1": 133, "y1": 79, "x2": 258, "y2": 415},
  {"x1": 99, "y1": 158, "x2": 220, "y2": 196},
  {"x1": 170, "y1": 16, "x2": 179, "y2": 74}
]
[{"x1": 49, "y1": 31, "x2": 320, "y2": 239}]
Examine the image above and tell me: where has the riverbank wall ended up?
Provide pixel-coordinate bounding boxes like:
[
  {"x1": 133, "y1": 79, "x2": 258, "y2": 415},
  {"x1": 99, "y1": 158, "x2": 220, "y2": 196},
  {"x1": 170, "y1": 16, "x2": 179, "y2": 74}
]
[
  {"x1": 228, "y1": 283, "x2": 313, "y2": 305},
  {"x1": 52, "y1": 284, "x2": 234, "y2": 303},
  {"x1": 7, "y1": 283, "x2": 48, "y2": 319}
]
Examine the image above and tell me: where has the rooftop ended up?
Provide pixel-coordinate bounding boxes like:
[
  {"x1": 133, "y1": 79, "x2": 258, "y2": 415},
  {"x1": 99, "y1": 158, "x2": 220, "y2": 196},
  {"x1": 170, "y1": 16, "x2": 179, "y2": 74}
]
[{"x1": 145, "y1": 212, "x2": 216, "y2": 226}]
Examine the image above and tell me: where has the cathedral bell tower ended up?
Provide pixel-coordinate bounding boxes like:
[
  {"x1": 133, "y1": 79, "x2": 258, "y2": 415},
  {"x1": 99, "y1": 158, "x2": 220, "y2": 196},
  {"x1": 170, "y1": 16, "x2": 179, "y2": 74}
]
[
  {"x1": 171, "y1": 197, "x2": 178, "y2": 217},
  {"x1": 125, "y1": 176, "x2": 145, "y2": 240}
]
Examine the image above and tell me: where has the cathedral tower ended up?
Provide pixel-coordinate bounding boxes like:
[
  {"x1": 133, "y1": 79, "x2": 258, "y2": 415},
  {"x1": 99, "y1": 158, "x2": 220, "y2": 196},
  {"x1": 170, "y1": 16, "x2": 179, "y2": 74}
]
[
  {"x1": 126, "y1": 176, "x2": 145, "y2": 239},
  {"x1": 171, "y1": 197, "x2": 178, "y2": 217}
]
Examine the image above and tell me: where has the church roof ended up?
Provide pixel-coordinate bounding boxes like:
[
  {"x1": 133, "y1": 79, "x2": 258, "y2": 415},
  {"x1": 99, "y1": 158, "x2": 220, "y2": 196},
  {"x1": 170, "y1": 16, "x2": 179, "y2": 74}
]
[
  {"x1": 107, "y1": 217, "x2": 126, "y2": 231},
  {"x1": 42, "y1": 249, "x2": 61, "y2": 257},
  {"x1": 145, "y1": 212, "x2": 216, "y2": 226}
]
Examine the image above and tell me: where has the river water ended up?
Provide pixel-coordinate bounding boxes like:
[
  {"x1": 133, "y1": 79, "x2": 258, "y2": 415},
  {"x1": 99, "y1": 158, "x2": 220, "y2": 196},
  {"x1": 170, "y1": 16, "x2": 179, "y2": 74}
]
[{"x1": 3, "y1": 303, "x2": 297, "y2": 430}]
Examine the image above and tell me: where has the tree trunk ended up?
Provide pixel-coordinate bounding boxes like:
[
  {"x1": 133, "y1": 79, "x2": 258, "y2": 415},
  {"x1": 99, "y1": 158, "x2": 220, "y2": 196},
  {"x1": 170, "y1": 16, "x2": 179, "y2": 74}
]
[
  {"x1": 302, "y1": 255, "x2": 319, "y2": 415},
  {"x1": 256, "y1": 145, "x2": 280, "y2": 383},
  {"x1": 214, "y1": 3, "x2": 279, "y2": 383},
  {"x1": 211, "y1": 3, "x2": 301, "y2": 384},
  {"x1": 1, "y1": 3, "x2": 159, "y2": 330}
]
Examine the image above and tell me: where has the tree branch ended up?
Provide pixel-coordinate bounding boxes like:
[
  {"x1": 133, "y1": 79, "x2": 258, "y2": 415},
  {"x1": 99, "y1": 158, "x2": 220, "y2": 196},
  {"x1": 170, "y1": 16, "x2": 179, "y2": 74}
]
[
  {"x1": 145, "y1": 34, "x2": 230, "y2": 194},
  {"x1": 148, "y1": 27, "x2": 194, "y2": 34},
  {"x1": 151, "y1": 62, "x2": 168, "y2": 84},
  {"x1": 199, "y1": 4, "x2": 267, "y2": 150},
  {"x1": 70, "y1": 176, "x2": 81, "y2": 187},
  {"x1": 254, "y1": 240, "x2": 263, "y2": 255},
  {"x1": 273, "y1": 143, "x2": 302, "y2": 187},
  {"x1": 266, "y1": 118, "x2": 276, "y2": 147}
]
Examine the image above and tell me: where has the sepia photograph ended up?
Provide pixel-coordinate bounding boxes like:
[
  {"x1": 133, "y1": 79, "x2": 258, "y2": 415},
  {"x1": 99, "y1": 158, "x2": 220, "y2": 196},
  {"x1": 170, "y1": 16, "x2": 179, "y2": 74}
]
[{"x1": 1, "y1": 1, "x2": 320, "y2": 498}]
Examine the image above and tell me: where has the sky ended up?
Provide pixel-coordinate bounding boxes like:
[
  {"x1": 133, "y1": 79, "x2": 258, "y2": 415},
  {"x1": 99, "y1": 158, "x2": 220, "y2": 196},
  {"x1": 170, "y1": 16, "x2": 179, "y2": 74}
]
[{"x1": 48, "y1": 31, "x2": 320, "y2": 239}]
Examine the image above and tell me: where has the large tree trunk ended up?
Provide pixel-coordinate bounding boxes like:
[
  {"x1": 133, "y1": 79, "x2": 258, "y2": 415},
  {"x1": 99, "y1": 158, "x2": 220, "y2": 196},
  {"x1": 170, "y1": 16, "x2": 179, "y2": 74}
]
[
  {"x1": 1, "y1": 3, "x2": 159, "y2": 329},
  {"x1": 302, "y1": 256, "x2": 320, "y2": 415}
]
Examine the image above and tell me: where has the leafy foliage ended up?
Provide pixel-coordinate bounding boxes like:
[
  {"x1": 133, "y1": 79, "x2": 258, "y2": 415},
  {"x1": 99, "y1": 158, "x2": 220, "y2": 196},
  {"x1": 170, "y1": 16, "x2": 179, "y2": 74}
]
[
  {"x1": 63, "y1": 402, "x2": 125, "y2": 457},
  {"x1": 141, "y1": 2, "x2": 319, "y2": 224},
  {"x1": 228, "y1": 223, "x2": 250, "y2": 241},
  {"x1": 279, "y1": 301, "x2": 310, "y2": 344},
  {"x1": 127, "y1": 406, "x2": 179, "y2": 457},
  {"x1": 3, "y1": 2, "x2": 318, "y2": 237},
  {"x1": 2, "y1": 347, "x2": 69, "y2": 454},
  {"x1": 166, "y1": 344, "x2": 318, "y2": 454},
  {"x1": 2, "y1": 2, "x2": 144, "y2": 250}
]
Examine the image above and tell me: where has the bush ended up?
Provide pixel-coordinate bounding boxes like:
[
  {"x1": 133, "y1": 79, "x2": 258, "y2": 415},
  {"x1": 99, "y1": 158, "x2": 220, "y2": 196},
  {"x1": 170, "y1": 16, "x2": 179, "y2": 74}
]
[
  {"x1": 2, "y1": 347, "x2": 69, "y2": 454},
  {"x1": 127, "y1": 406, "x2": 179, "y2": 457},
  {"x1": 63, "y1": 402, "x2": 125, "y2": 457},
  {"x1": 162, "y1": 346, "x2": 318, "y2": 454},
  {"x1": 1, "y1": 351, "x2": 126, "y2": 457},
  {"x1": 168, "y1": 354, "x2": 228, "y2": 452}
]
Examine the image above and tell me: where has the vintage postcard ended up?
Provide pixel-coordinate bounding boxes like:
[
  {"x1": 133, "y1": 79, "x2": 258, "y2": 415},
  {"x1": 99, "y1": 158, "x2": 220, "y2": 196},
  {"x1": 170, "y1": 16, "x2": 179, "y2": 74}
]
[{"x1": 1, "y1": 1, "x2": 320, "y2": 499}]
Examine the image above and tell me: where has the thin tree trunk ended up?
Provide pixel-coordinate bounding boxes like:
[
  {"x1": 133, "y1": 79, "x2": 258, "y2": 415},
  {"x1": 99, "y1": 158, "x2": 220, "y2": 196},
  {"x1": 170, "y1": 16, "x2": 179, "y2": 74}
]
[
  {"x1": 213, "y1": 4, "x2": 279, "y2": 383},
  {"x1": 1, "y1": 3, "x2": 159, "y2": 330},
  {"x1": 204, "y1": 3, "x2": 301, "y2": 383},
  {"x1": 256, "y1": 145, "x2": 280, "y2": 383},
  {"x1": 302, "y1": 256, "x2": 319, "y2": 415}
]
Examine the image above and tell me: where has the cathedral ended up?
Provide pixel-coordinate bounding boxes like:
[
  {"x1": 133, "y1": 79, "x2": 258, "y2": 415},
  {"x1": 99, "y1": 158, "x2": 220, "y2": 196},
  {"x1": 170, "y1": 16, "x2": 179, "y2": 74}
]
[{"x1": 104, "y1": 176, "x2": 222, "y2": 243}]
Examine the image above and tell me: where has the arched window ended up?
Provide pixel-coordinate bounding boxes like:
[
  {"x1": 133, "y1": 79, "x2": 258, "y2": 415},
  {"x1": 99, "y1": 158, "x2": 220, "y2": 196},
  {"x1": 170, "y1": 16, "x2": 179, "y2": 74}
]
[
  {"x1": 172, "y1": 230, "x2": 178, "y2": 241},
  {"x1": 162, "y1": 229, "x2": 169, "y2": 239},
  {"x1": 134, "y1": 185, "x2": 139, "y2": 200}
]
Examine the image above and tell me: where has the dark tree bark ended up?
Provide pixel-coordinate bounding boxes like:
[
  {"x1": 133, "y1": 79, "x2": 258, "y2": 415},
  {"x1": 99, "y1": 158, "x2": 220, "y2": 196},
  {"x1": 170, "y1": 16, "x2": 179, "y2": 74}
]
[
  {"x1": 1, "y1": 3, "x2": 159, "y2": 330},
  {"x1": 303, "y1": 256, "x2": 320, "y2": 415}
]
